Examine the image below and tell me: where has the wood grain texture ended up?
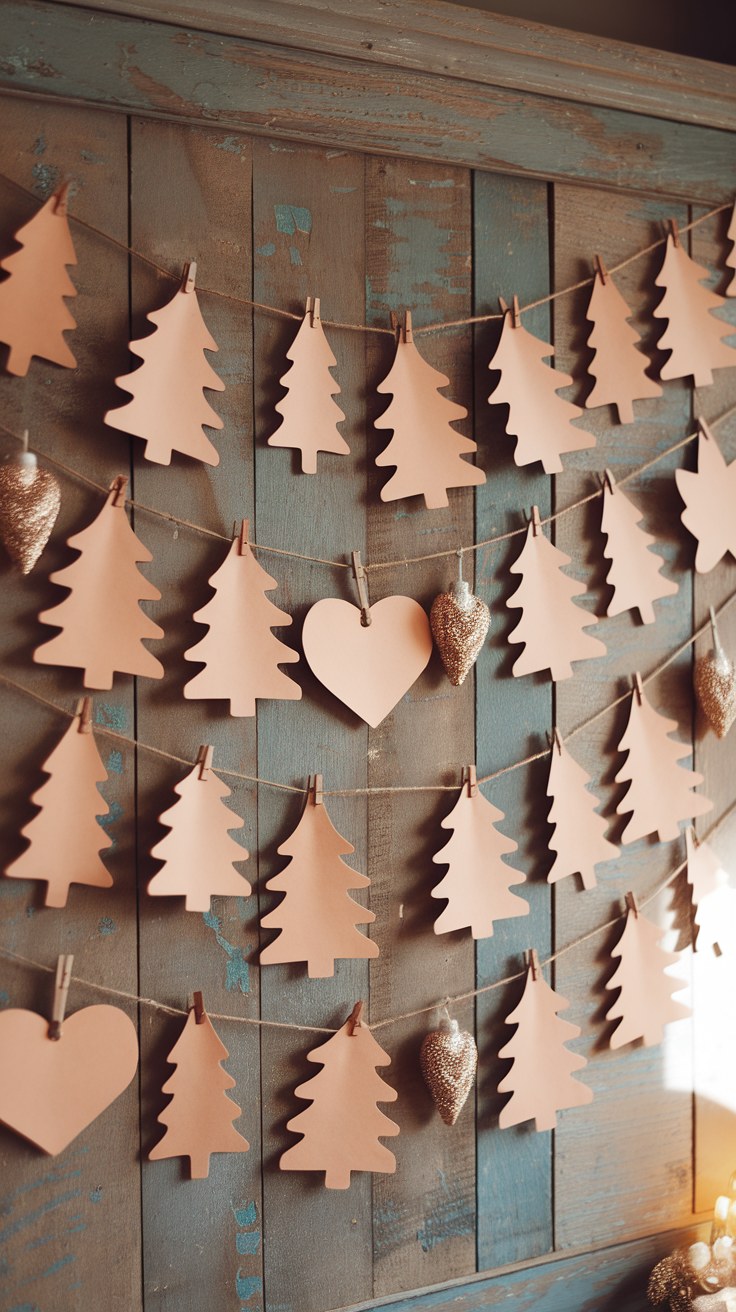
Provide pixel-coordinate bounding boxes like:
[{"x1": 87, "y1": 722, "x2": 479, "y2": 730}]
[
  {"x1": 473, "y1": 170, "x2": 554, "y2": 1270},
  {"x1": 127, "y1": 117, "x2": 262, "y2": 1312},
  {"x1": 2, "y1": 3, "x2": 736, "y2": 203},
  {"x1": 551, "y1": 183, "x2": 696, "y2": 1250},
  {"x1": 0, "y1": 99, "x2": 140, "y2": 1312},
  {"x1": 43, "y1": 0, "x2": 736, "y2": 132},
  {"x1": 364, "y1": 154, "x2": 476, "y2": 1298}
]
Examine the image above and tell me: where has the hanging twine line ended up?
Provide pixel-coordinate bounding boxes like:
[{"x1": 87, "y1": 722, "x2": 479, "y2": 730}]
[
  {"x1": 1, "y1": 793, "x2": 732, "y2": 1036},
  {"x1": 0, "y1": 169, "x2": 730, "y2": 337}
]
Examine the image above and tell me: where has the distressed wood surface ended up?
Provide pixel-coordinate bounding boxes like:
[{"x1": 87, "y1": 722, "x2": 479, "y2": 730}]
[
  {"x1": 2, "y1": 2, "x2": 736, "y2": 204},
  {"x1": 40, "y1": 0, "x2": 736, "y2": 132},
  {"x1": 0, "y1": 101, "x2": 140, "y2": 1311}
]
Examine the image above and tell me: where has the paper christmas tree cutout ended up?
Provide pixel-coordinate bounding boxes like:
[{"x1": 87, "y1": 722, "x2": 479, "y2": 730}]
[
  {"x1": 546, "y1": 732, "x2": 618, "y2": 891},
  {"x1": 686, "y1": 827, "x2": 736, "y2": 955},
  {"x1": 675, "y1": 421, "x2": 736, "y2": 573},
  {"x1": 0, "y1": 184, "x2": 77, "y2": 377},
  {"x1": 105, "y1": 263, "x2": 225, "y2": 466},
  {"x1": 507, "y1": 508, "x2": 606, "y2": 681},
  {"x1": 149, "y1": 994, "x2": 250, "y2": 1179},
  {"x1": 280, "y1": 1001, "x2": 399, "y2": 1189},
  {"x1": 34, "y1": 476, "x2": 164, "y2": 690},
  {"x1": 600, "y1": 471, "x2": 678, "y2": 624},
  {"x1": 183, "y1": 521, "x2": 300, "y2": 716},
  {"x1": 605, "y1": 896, "x2": 691, "y2": 1048},
  {"x1": 488, "y1": 296, "x2": 595, "y2": 473},
  {"x1": 260, "y1": 778, "x2": 378, "y2": 978},
  {"x1": 375, "y1": 313, "x2": 485, "y2": 510},
  {"x1": 268, "y1": 297, "x2": 348, "y2": 473},
  {"x1": 497, "y1": 954, "x2": 592, "y2": 1132},
  {"x1": 147, "y1": 747, "x2": 251, "y2": 912},
  {"x1": 4, "y1": 699, "x2": 112, "y2": 908},
  {"x1": 615, "y1": 677, "x2": 713, "y2": 845},
  {"x1": 653, "y1": 225, "x2": 736, "y2": 387},
  {"x1": 584, "y1": 256, "x2": 662, "y2": 425},
  {"x1": 431, "y1": 766, "x2": 528, "y2": 938},
  {"x1": 726, "y1": 202, "x2": 736, "y2": 298}
]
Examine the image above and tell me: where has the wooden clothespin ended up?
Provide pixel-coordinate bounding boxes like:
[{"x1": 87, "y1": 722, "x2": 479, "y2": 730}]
[
  {"x1": 351, "y1": 550, "x2": 372, "y2": 627},
  {"x1": 552, "y1": 727, "x2": 563, "y2": 755},
  {"x1": 48, "y1": 954, "x2": 74, "y2": 1041},
  {"x1": 530, "y1": 505, "x2": 542, "y2": 537},
  {"x1": 110, "y1": 475, "x2": 128, "y2": 507},
  {"x1": 603, "y1": 468, "x2": 616, "y2": 494},
  {"x1": 182, "y1": 261, "x2": 197, "y2": 294},
  {"x1": 312, "y1": 773, "x2": 323, "y2": 806},
  {"x1": 625, "y1": 891, "x2": 639, "y2": 918},
  {"x1": 464, "y1": 764, "x2": 478, "y2": 798},
  {"x1": 698, "y1": 416, "x2": 715, "y2": 443},
  {"x1": 511, "y1": 295, "x2": 521, "y2": 327},
  {"x1": 633, "y1": 671, "x2": 644, "y2": 705},
  {"x1": 348, "y1": 1000, "x2": 364, "y2": 1035},
  {"x1": 76, "y1": 696, "x2": 93, "y2": 733},
  {"x1": 238, "y1": 519, "x2": 249, "y2": 556},
  {"x1": 403, "y1": 310, "x2": 413, "y2": 345},
  {"x1": 390, "y1": 311, "x2": 398, "y2": 339},
  {"x1": 498, "y1": 295, "x2": 509, "y2": 315},
  {"x1": 197, "y1": 744, "x2": 214, "y2": 780},
  {"x1": 54, "y1": 181, "x2": 70, "y2": 218},
  {"x1": 594, "y1": 253, "x2": 609, "y2": 284},
  {"x1": 524, "y1": 948, "x2": 541, "y2": 980},
  {"x1": 670, "y1": 218, "x2": 681, "y2": 248},
  {"x1": 192, "y1": 990, "x2": 205, "y2": 1024}
]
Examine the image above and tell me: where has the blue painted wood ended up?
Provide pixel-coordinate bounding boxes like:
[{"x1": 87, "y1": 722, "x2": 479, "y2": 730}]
[{"x1": 473, "y1": 170, "x2": 554, "y2": 1269}]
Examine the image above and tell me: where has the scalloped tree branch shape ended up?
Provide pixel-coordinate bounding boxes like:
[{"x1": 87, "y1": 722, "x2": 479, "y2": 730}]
[
  {"x1": 4, "y1": 701, "x2": 112, "y2": 908},
  {"x1": 375, "y1": 317, "x2": 485, "y2": 510},
  {"x1": 183, "y1": 527, "x2": 300, "y2": 716},
  {"x1": 105, "y1": 265, "x2": 225, "y2": 466},
  {"x1": 727, "y1": 202, "x2": 736, "y2": 299},
  {"x1": 584, "y1": 264, "x2": 661, "y2": 425},
  {"x1": 34, "y1": 478, "x2": 164, "y2": 690},
  {"x1": 431, "y1": 776, "x2": 527, "y2": 939},
  {"x1": 615, "y1": 682, "x2": 713, "y2": 845},
  {"x1": 0, "y1": 184, "x2": 77, "y2": 377},
  {"x1": 149, "y1": 1002, "x2": 250, "y2": 1179},
  {"x1": 605, "y1": 904, "x2": 690, "y2": 1048},
  {"x1": 546, "y1": 736, "x2": 618, "y2": 891},
  {"x1": 686, "y1": 827, "x2": 736, "y2": 955},
  {"x1": 601, "y1": 476, "x2": 678, "y2": 624},
  {"x1": 653, "y1": 231, "x2": 736, "y2": 387},
  {"x1": 675, "y1": 422, "x2": 736, "y2": 574},
  {"x1": 268, "y1": 300, "x2": 348, "y2": 473},
  {"x1": 488, "y1": 304, "x2": 595, "y2": 472},
  {"x1": 260, "y1": 788, "x2": 378, "y2": 978},
  {"x1": 280, "y1": 1005, "x2": 399, "y2": 1189}
]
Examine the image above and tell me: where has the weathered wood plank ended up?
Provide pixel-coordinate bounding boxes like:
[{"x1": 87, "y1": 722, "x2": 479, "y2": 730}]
[
  {"x1": 472, "y1": 169, "x2": 554, "y2": 1269},
  {"x1": 251, "y1": 135, "x2": 373, "y2": 1312},
  {"x1": 0, "y1": 99, "x2": 140, "y2": 1312},
  {"x1": 551, "y1": 184, "x2": 696, "y2": 1249},
  {"x1": 364, "y1": 154, "x2": 476, "y2": 1298},
  {"x1": 127, "y1": 117, "x2": 262, "y2": 1312},
  {"x1": 2, "y1": 3, "x2": 736, "y2": 203},
  {"x1": 45, "y1": 0, "x2": 736, "y2": 133}
]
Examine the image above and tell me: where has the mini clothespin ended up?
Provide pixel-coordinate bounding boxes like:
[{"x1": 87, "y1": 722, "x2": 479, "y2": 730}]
[
  {"x1": 464, "y1": 764, "x2": 478, "y2": 797},
  {"x1": 625, "y1": 891, "x2": 639, "y2": 918},
  {"x1": 603, "y1": 468, "x2": 616, "y2": 494},
  {"x1": 403, "y1": 311, "x2": 413, "y2": 344},
  {"x1": 54, "y1": 181, "x2": 70, "y2": 218},
  {"x1": 669, "y1": 218, "x2": 681, "y2": 248},
  {"x1": 311, "y1": 773, "x2": 323, "y2": 806},
  {"x1": 524, "y1": 948, "x2": 541, "y2": 980},
  {"x1": 76, "y1": 696, "x2": 93, "y2": 733},
  {"x1": 182, "y1": 261, "x2": 197, "y2": 294},
  {"x1": 48, "y1": 954, "x2": 74, "y2": 1041},
  {"x1": 390, "y1": 311, "x2": 399, "y2": 339},
  {"x1": 530, "y1": 505, "x2": 542, "y2": 537},
  {"x1": 351, "y1": 550, "x2": 372, "y2": 627},
  {"x1": 633, "y1": 671, "x2": 644, "y2": 705},
  {"x1": 308, "y1": 296, "x2": 321, "y2": 327},
  {"x1": 238, "y1": 520, "x2": 249, "y2": 555},
  {"x1": 197, "y1": 744, "x2": 214, "y2": 780},
  {"x1": 594, "y1": 253, "x2": 609, "y2": 284},
  {"x1": 511, "y1": 295, "x2": 521, "y2": 327},
  {"x1": 110, "y1": 475, "x2": 128, "y2": 507},
  {"x1": 699, "y1": 416, "x2": 715, "y2": 443},
  {"x1": 552, "y1": 727, "x2": 563, "y2": 755},
  {"x1": 192, "y1": 990, "x2": 205, "y2": 1024},
  {"x1": 348, "y1": 1000, "x2": 364, "y2": 1035}
]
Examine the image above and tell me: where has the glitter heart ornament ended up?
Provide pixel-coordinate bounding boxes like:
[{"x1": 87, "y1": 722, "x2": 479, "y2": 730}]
[
  {"x1": 430, "y1": 578, "x2": 490, "y2": 686},
  {"x1": 695, "y1": 609, "x2": 736, "y2": 740},
  {"x1": 0, "y1": 450, "x2": 61, "y2": 574},
  {"x1": 420, "y1": 1017, "x2": 478, "y2": 1126}
]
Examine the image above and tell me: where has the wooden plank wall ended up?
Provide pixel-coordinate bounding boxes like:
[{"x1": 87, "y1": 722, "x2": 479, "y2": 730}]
[{"x1": 1, "y1": 93, "x2": 736, "y2": 1312}]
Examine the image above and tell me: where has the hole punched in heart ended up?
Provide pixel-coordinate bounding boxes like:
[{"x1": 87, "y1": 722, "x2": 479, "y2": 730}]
[{"x1": 48, "y1": 953, "x2": 74, "y2": 1041}]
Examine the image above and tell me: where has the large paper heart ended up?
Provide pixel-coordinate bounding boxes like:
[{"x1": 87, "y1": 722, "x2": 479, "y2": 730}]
[
  {"x1": 302, "y1": 595, "x2": 433, "y2": 727},
  {"x1": 0, "y1": 1005, "x2": 139, "y2": 1155}
]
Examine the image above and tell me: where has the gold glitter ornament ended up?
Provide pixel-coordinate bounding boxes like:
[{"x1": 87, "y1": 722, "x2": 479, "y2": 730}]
[
  {"x1": 695, "y1": 607, "x2": 736, "y2": 740},
  {"x1": 419, "y1": 1015, "x2": 477, "y2": 1126},
  {"x1": 647, "y1": 1253, "x2": 694, "y2": 1310},
  {"x1": 430, "y1": 555, "x2": 490, "y2": 686},
  {"x1": 0, "y1": 444, "x2": 61, "y2": 574}
]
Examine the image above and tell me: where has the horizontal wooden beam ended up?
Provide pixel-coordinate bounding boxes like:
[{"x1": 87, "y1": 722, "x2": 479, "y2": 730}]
[
  {"x1": 1, "y1": 1, "x2": 734, "y2": 202},
  {"x1": 49, "y1": 0, "x2": 736, "y2": 134}
]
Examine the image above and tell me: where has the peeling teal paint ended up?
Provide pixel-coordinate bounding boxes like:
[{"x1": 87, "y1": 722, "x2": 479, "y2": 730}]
[
  {"x1": 289, "y1": 247, "x2": 302, "y2": 266},
  {"x1": 232, "y1": 1200, "x2": 257, "y2": 1227},
  {"x1": 256, "y1": 243, "x2": 275, "y2": 257},
  {"x1": 95, "y1": 704, "x2": 127, "y2": 731},
  {"x1": 203, "y1": 910, "x2": 250, "y2": 993},
  {"x1": 409, "y1": 178, "x2": 455, "y2": 188},
  {"x1": 0, "y1": 991, "x2": 8, "y2": 1008},
  {"x1": 216, "y1": 135, "x2": 243, "y2": 153},
  {"x1": 80, "y1": 149, "x2": 107, "y2": 164},
  {"x1": 236, "y1": 1272, "x2": 262, "y2": 1300},
  {"x1": 106, "y1": 751, "x2": 123, "y2": 775},
  {"x1": 236, "y1": 1230, "x2": 260, "y2": 1255},
  {"x1": 0, "y1": 1190, "x2": 82, "y2": 1244},
  {"x1": 416, "y1": 1170, "x2": 474, "y2": 1253},
  {"x1": 39, "y1": 1254, "x2": 75, "y2": 1278},
  {"x1": 329, "y1": 186, "x2": 356, "y2": 194},
  {"x1": 33, "y1": 134, "x2": 46, "y2": 154},
  {"x1": 274, "y1": 204, "x2": 312, "y2": 234},
  {"x1": 31, "y1": 162, "x2": 60, "y2": 197},
  {"x1": 25, "y1": 1234, "x2": 55, "y2": 1250},
  {"x1": 97, "y1": 918, "x2": 115, "y2": 936},
  {"x1": 366, "y1": 199, "x2": 469, "y2": 323},
  {"x1": 235, "y1": 897, "x2": 250, "y2": 921},
  {"x1": 89, "y1": 1188, "x2": 102, "y2": 1203}
]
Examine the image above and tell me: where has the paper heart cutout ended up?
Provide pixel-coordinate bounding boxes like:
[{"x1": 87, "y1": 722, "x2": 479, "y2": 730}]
[
  {"x1": 0, "y1": 1005, "x2": 139, "y2": 1155},
  {"x1": 302, "y1": 596, "x2": 433, "y2": 727}
]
